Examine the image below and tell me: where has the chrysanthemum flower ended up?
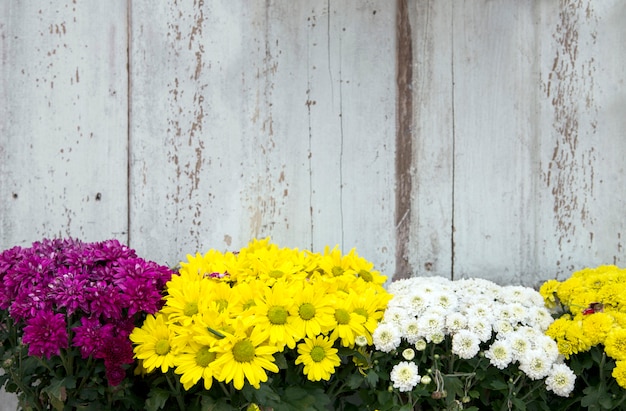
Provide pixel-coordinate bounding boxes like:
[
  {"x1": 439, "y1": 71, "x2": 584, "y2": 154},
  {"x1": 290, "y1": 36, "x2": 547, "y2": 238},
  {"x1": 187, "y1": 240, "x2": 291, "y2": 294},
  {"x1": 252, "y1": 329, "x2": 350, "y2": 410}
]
[
  {"x1": 22, "y1": 310, "x2": 68, "y2": 358},
  {"x1": 373, "y1": 323, "x2": 402, "y2": 352},
  {"x1": 390, "y1": 361, "x2": 421, "y2": 392},
  {"x1": 252, "y1": 280, "x2": 300, "y2": 349},
  {"x1": 290, "y1": 282, "x2": 335, "y2": 339},
  {"x1": 545, "y1": 363, "x2": 576, "y2": 397},
  {"x1": 519, "y1": 349, "x2": 552, "y2": 380},
  {"x1": 295, "y1": 335, "x2": 341, "y2": 381},
  {"x1": 612, "y1": 360, "x2": 626, "y2": 389},
  {"x1": 329, "y1": 292, "x2": 367, "y2": 347},
  {"x1": 485, "y1": 339, "x2": 513, "y2": 369},
  {"x1": 604, "y1": 328, "x2": 626, "y2": 361},
  {"x1": 162, "y1": 275, "x2": 210, "y2": 326},
  {"x1": 212, "y1": 324, "x2": 279, "y2": 390},
  {"x1": 130, "y1": 313, "x2": 177, "y2": 373},
  {"x1": 175, "y1": 342, "x2": 221, "y2": 390},
  {"x1": 451, "y1": 330, "x2": 480, "y2": 360}
]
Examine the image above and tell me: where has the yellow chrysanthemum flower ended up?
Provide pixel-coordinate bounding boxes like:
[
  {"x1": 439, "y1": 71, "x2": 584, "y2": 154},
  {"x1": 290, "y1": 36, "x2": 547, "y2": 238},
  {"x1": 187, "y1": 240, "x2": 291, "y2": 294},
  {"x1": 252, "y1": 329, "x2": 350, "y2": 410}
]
[
  {"x1": 545, "y1": 316, "x2": 591, "y2": 359},
  {"x1": 539, "y1": 279, "x2": 561, "y2": 309},
  {"x1": 162, "y1": 276, "x2": 211, "y2": 326},
  {"x1": 295, "y1": 335, "x2": 341, "y2": 381},
  {"x1": 605, "y1": 328, "x2": 626, "y2": 361},
  {"x1": 252, "y1": 280, "x2": 300, "y2": 349},
  {"x1": 329, "y1": 292, "x2": 367, "y2": 347},
  {"x1": 289, "y1": 281, "x2": 336, "y2": 339},
  {"x1": 350, "y1": 287, "x2": 391, "y2": 344},
  {"x1": 130, "y1": 313, "x2": 177, "y2": 373},
  {"x1": 212, "y1": 322, "x2": 279, "y2": 390},
  {"x1": 612, "y1": 360, "x2": 626, "y2": 389},
  {"x1": 581, "y1": 312, "x2": 614, "y2": 346},
  {"x1": 174, "y1": 341, "x2": 221, "y2": 390}
]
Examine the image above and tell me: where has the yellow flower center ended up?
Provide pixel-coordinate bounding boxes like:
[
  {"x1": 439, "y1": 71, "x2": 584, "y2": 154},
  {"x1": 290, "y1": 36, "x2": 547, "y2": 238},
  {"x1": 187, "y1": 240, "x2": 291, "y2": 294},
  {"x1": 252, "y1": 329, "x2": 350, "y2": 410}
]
[
  {"x1": 243, "y1": 299, "x2": 256, "y2": 310},
  {"x1": 332, "y1": 266, "x2": 344, "y2": 276},
  {"x1": 354, "y1": 307, "x2": 368, "y2": 319},
  {"x1": 268, "y1": 306, "x2": 288, "y2": 325},
  {"x1": 299, "y1": 303, "x2": 316, "y2": 320},
  {"x1": 184, "y1": 301, "x2": 199, "y2": 317},
  {"x1": 310, "y1": 346, "x2": 326, "y2": 362},
  {"x1": 268, "y1": 270, "x2": 284, "y2": 279},
  {"x1": 215, "y1": 299, "x2": 229, "y2": 312},
  {"x1": 232, "y1": 339, "x2": 255, "y2": 363},
  {"x1": 334, "y1": 308, "x2": 351, "y2": 325},
  {"x1": 358, "y1": 270, "x2": 373, "y2": 282},
  {"x1": 155, "y1": 339, "x2": 170, "y2": 355},
  {"x1": 196, "y1": 346, "x2": 217, "y2": 367}
]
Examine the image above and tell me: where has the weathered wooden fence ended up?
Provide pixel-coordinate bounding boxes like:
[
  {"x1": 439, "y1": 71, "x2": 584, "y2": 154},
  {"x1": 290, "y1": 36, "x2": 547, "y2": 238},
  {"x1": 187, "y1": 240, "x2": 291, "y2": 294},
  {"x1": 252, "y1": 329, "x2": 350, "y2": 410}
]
[
  {"x1": 2, "y1": 1, "x2": 626, "y2": 284},
  {"x1": 1, "y1": 0, "x2": 625, "y2": 408}
]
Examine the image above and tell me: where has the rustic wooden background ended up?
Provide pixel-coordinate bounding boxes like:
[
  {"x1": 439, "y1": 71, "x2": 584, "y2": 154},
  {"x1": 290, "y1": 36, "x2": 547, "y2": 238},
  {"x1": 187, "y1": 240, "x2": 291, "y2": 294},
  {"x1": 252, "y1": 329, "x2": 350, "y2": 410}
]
[{"x1": 0, "y1": 0, "x2": 625, "y2": 407}]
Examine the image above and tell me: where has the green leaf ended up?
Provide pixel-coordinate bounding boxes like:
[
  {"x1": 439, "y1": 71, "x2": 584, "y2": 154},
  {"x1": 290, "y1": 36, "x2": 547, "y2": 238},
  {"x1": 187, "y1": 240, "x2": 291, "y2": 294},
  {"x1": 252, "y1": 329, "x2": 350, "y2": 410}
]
[
  {"x1": 144, "y1": 388, "x2": 170, "y2": 411},
  {"x1": 487, "y1": 379, "x2": 509, "y2": 391},
  {"x1": 365, "y1": 369, "x2": 379, "y2": 386}
]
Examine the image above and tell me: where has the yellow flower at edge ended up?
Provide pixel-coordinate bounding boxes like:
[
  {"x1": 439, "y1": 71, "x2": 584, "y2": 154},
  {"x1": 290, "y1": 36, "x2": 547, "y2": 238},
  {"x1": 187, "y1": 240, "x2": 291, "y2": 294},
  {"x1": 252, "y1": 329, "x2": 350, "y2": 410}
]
[
  {"x1": 604, "y1": 328, "x2": 626, "y2": 361},
  {"x1": 329, "y1": 291, "x2": 367, "y2": 347},
  {"x1": 295, "y1": 335, "x2": 341, "y2": 382},
  {"x1": 212, "y1": 320, "x2": 279, "y2": 390},
  {"x1": 130, "y1": 313, "x2": 177, "y2": 373},
  {"x1": 581, "y1": 312, "x2": 614, "y2": 346},
  {"x1": 290, "y1": 281, "x2": 336, "y2": 339},
  {"x1": 539, "y1": 279, "x2": 561, "y2": 309},
  {"x1": 612, "y1": 361, "x2": 626, "y2": 389}
]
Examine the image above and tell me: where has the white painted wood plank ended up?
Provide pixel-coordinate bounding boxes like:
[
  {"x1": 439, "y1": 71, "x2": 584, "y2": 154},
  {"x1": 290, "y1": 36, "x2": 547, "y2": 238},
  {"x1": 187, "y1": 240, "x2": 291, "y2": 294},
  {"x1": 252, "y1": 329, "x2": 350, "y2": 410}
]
[
  {"x1": 407, "y1": 0, "x2": 455, "y2": 279},
  {"x1": 536, "y1": 0, "x2": 626, "y2": 279},
  {"x1": 0, "y1": 2, "x2": 128, "y2": 249},
  {"x1": 129, "y1": 1, "x2": 396, "y2": 274},
  {"x1": 451, "y1": 1, "x2": 541, "y2": 285}
]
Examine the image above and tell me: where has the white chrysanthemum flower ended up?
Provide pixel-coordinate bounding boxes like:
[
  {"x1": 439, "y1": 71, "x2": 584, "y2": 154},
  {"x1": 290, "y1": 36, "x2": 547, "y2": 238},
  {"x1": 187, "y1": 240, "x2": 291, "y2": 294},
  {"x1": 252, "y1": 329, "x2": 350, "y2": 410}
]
[
  {"x1": 390, "y1": 361, "x2": 421, "y2": 392},
  {"x1": 519, "y1": 349, "x2": 552, "y2": 380},
  {"x1": 492, "y1": 319, "x2": 514, "y2": 335},
  {"x1": 405, "y1": 292, "x2": 430, "y2": 317},
  {"x1": 525, "y1": 306, "x2": 554, "y2": 331},
  {"x1": 433, "y1": 292, "x2": 458, "y2": 313},
  {"x1": 430, "y1": 332, "x2": 445, "y2": 344},
  {"x1": 507, "y1": 331, "x2": 530, "y2": 361},
  {"x1": 466, "y1": 317, "x2": 493, "y2": 342},
  {"x1": 402, "y1": 318, "x2": 421, "y2": 343},
  {"x1": 383, "y1": 307, "x2": 411, "y2": 326},
  {"x1": 402, "y1": 348, "x2": 415, "y2": 361},
  {"x1": 485, "y1": 339, "x2": 513, "y2": 369},
  {"x1": 373, "y1": 323, "x2": 402, "y2": 353},
  {"x1": 451, "y1": 330, "x2": 480, "y2": 360},
  {"x1": 545, "y1": 363, "x2": 576, "y2": 397},
  {"x1": 464, "y1": 303, "x2": 495, "y2": 324},
  {"x1": 418, "y1": 312, "x2": 446, "y2": 342},
  {"x1": 535, "y1": 335, "x2": 560, "y2": 364},
  {"x1": 509, "y1": 302, "x2": 528, "y2": 324},
  {"x1": 445, "y1": 312, "x2": 468, "y2": 333}
]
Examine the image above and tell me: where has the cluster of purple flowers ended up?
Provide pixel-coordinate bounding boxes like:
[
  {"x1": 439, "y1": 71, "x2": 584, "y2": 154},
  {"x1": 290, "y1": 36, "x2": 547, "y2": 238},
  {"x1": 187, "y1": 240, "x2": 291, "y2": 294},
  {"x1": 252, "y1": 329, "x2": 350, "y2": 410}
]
[{"x1": 0, "y1": 238, "x2": 173, "y2": 386}]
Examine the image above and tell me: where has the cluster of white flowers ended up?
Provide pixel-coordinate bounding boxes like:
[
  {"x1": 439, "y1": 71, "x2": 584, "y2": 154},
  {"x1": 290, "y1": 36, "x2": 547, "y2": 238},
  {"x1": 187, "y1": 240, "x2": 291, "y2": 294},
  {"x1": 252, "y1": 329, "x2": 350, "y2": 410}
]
[{"x1": 372, "y1": 276, "x2": 576, "y2": 396}]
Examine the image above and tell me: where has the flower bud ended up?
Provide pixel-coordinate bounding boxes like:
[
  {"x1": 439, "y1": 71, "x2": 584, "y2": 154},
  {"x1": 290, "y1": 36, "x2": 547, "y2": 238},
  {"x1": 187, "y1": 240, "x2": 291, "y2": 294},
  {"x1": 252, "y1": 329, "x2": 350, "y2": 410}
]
[
  {"x1": 402, "y1": 348, "x2": 415, "y2": 361},
  {"x1": 421, "y1": 375, "x2": 432, "y2": 385},
  {"x1": 355, "y1": 335, "x2": 368, "y2": 347},
  {"x1": 414, "y1": 339, "x2": 427, "y2": 351}
]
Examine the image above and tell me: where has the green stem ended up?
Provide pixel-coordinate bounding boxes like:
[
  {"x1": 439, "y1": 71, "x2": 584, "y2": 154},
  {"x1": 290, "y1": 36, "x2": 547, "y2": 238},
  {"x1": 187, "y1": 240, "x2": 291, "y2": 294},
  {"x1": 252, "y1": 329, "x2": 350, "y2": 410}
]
[{"x1": 166, "y1": 372, "x2": 186, "y2": 411}]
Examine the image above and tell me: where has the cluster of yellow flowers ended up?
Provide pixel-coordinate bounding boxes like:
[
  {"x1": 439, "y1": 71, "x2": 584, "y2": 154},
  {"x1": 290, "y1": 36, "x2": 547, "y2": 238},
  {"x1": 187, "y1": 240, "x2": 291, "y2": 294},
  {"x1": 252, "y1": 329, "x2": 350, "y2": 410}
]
[
  {"x1": 540, "y1": 265, "x2": 626, "y2": 388},
  {"x1": 130, "y1": 238, "x2": 390, "y2": 391}
]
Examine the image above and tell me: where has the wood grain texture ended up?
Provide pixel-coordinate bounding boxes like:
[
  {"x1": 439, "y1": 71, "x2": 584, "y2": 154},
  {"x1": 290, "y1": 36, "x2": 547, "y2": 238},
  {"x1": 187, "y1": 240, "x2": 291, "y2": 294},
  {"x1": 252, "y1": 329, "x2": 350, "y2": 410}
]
[
  {"x1": 129, "y1": 1, "x2": 396, "y2": 271},
  {"x1": 0, "y1": 1, "x2": 128, "y2": 249}
]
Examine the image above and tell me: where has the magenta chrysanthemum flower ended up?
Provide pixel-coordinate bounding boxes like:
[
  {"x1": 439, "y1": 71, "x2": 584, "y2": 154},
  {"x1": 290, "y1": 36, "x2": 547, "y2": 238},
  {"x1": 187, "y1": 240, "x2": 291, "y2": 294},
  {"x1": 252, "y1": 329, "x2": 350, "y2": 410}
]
[
  {"x1": 0, "y1": 237, "x2": 173, "y2": 387},
  {"x1": 22, "y1": 310, "x2": 68, "y2": 358},
  {"x1": 72, "y1": 317, "x2": 114, "y2": 358}
]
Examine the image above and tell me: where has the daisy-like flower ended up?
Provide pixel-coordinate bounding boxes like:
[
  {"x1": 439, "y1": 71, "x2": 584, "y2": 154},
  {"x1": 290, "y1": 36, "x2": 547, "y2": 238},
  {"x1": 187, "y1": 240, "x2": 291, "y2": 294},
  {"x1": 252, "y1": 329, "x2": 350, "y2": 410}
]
[
  {"x1": 129, "y1": 313, "x2": 177, "y2": 373},
  {"x1": 390, "y1": 361, "x2": 421, "y2": 392},
  {"x1": 161, "y1": 275, "x2": 209, "y2": 327},
  {"x1": 485, "y1": 339, "x2": 513, "y2": 369},
  {"x1": 451, "y1": 330, "x2": 480, "y2": 360},
  {"x1": 329, "y1": 292, "x2": 367, "y2": 347},
  {"x1": 373, "y1": 322, "x2": 402, "y2": 352},
  {"x1": 445, "y1": 312, "x2": 468, "y2": 334},
  {"x1": 252, "y1": 280, "x2": 300, "y2": 349},
  {"x1": 402, "y1": 318, "x2": 421, "y2": 344},
  {"x1": 212, "y1": 323, "x2": 279, "y2": 390},
  {"x1": 545, "y1": 363, "x2": 576, "y2": 397},
  {"x1": 466, "y1": 317, "x2": 493, "y2": 343},
  {"x1": 295, "y1": 335, "x2": 341, "y2": 381},
  {"x1": 417, "y1": 312, "x2": 446, "y2": 343},
  {"x1": 174, "y1": 342, "x2": 221, "y2": 390},
  {"x1": 289, "y1": 281, "x2": 335, "y2": 339}
]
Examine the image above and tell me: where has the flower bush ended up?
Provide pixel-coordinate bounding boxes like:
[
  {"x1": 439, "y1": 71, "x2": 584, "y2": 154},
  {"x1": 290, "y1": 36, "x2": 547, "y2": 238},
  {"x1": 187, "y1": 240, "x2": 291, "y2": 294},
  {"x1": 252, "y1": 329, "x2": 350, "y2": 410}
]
[
  {"x1": 130, "y1": 238, "x2": 391, "y2": 410},
  {"x1": 539, "y1": 265, "x2": 626, "y2": 409},
  {"x1": 0, "y1": 238, "x2": 173, "y2": 410},
  {"x1": 355, "y1": 276, "x2": 577, "y2": 410}
]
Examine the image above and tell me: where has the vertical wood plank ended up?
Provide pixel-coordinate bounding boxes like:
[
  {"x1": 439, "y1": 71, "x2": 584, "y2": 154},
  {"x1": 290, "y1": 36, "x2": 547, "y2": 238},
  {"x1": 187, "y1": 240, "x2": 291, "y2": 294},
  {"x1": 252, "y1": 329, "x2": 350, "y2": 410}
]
[
  {"x1": 129, "y1": 1, "x2": 396, "y2": 273},
  {"x1": 451, "y1": 1, "x2": 541, "y2": 285},
  {"x1": 537, "y1": 0, "x2": 626, "y2": 279},
  {"x1": 407, "y1": 0, "x2": 455, "y2": 279},
  {"x1": 0, "y1": 1, "x2": 128, "y2": 250}
]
